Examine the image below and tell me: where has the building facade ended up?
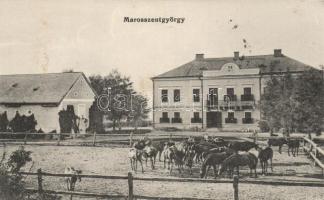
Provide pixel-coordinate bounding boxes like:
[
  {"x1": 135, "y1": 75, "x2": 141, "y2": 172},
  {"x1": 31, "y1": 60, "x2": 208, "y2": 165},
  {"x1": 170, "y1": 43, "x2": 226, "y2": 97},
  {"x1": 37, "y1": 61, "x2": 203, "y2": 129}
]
[
  {"x1": 0, "y1": 72, "x2": 96, "y2": 133},
  {"x1": 152, "y1": 49, "x2": 313, "y2": 131}
]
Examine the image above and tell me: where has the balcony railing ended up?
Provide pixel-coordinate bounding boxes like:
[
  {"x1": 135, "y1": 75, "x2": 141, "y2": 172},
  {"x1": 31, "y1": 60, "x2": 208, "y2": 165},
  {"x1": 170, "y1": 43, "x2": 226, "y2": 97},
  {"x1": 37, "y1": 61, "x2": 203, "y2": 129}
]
[
  {"x1": 224, "y1": 95, "x2": 237, "y2": 101},
  {"x1": 206, "y1": 100, "x2": 255, "y2": 111},
  {"x1": 242, "y1": 118, "x2": 254, "y2": 124},
  {"x1": 241, "y1": 94, "x2": 254, "y2": 101},
  {"x1": 160, "y1": 118, "x2": 170, "y2": 123},
  {"x1": 171, "y1": 118, "x2": 182, "y2": 123},
  {"x1": 225, "y1": 118, "x2": 237, "y2": 123},
  {"x1": 191, "y1": 118, "x2": 202, "y2": 123}
]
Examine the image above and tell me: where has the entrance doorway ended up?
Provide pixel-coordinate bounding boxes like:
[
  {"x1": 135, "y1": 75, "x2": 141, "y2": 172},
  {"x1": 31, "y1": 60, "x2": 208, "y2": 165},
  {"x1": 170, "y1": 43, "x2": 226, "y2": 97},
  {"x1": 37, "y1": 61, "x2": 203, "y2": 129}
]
[{"x1": 207, "y1": 111, "x2": 222, "y2": 128}]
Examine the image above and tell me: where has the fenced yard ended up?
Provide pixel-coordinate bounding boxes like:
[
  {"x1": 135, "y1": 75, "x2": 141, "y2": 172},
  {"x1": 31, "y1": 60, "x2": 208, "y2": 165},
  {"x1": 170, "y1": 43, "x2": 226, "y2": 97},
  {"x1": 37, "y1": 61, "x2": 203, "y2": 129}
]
[{"x1": 2, "y1": 140, "x2": 324, "y2": 200}]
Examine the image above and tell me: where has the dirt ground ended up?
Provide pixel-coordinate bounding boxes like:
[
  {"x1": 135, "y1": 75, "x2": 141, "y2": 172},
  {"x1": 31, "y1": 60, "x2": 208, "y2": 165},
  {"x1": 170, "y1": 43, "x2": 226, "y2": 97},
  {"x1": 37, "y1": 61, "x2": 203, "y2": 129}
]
[{"x1": 1, "y1": 143, "x2": 324, "y2": 200}]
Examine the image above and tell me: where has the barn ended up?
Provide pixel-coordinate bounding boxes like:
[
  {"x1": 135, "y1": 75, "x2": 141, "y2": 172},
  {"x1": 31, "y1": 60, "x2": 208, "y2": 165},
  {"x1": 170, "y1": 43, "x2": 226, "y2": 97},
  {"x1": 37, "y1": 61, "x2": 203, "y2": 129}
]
[{"x1": 0, "y1": 72, "x2": 96, "y2": 133}]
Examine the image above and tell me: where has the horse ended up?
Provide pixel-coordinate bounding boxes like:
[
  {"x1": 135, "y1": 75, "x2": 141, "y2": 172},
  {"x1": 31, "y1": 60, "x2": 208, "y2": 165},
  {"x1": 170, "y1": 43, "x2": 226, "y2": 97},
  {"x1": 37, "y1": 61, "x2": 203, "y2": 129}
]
[
  {"x1": 287, "y1": 139, "x2": 300, "y2": 157},
  {"x1": 151, "y1": 141, "x2": 165, "y2": 161},
  {"x1": 228, "y1": 141, "x2": 258, "y2": 152},
  {"x1": 184, "y1": 145, "x2": 196, "y2": 175},
  {"x1": 162, "y1": 146, "x2": 174, "y2": 174},
  {"x1": 64, "y1": 167, "x2": 82, "y2": 191},
  {"x1": 257, "y1": 146, "x2": 273, "y2": 175},
  {"x1": 143, "y1": 145, "x2": 158, "y2": 169},
  {"x1": 191, "y1": 142, "x2": 219, "y2": 163},
  {"x1": 201, "y1": 147, "x2": 227, "y2": 161},
  {"x1": 128, "y1": 148, "x2": 144, "y2": 173},
  {"x1": 200, "y1": 152, "x2": 231, "y2": 179},
  {"x1": 267, "y1": 138, "x2": 287, "y2": 154},
  {"x1": 218, "y1": 152, "x2": 258, "y2": 178}
]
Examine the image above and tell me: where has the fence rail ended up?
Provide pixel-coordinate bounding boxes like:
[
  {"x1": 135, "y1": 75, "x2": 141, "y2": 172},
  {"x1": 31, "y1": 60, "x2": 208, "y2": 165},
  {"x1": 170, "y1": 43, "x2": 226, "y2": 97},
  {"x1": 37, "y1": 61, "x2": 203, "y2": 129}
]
[
  {"x1": 303, "y1": 137, "x2": 324, "y2": 175},
  {"x1": 20, "y1": 169, "x2": 239, "y2": 200},
  {"x1": 18, "y1": 168, "x2": 324, "y2": 200},
  {"x1": 0, "y1": 131, "x2": 188, "y2": 147}
]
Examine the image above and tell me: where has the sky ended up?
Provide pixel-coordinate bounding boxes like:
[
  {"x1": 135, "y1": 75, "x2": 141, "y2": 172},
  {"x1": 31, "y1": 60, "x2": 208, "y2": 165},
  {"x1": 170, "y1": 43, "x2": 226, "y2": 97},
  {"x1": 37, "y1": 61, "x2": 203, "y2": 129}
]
[{"x1": 0, "y1": 0, "x2": 324, "y2": 104}]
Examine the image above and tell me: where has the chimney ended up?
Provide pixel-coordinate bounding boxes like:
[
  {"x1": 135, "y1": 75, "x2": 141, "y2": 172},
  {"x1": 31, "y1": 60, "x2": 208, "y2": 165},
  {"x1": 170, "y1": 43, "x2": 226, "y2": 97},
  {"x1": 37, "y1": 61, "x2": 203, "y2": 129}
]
[
  {"x1": 274, "y1": 49, "x2": 282, "y2": 57},
  {"x1": 196, "y1": 54, "x2": 204, "y2": 60},
  {"x1": 234, "y1": 51, "x2": 239, "y2": 59}
]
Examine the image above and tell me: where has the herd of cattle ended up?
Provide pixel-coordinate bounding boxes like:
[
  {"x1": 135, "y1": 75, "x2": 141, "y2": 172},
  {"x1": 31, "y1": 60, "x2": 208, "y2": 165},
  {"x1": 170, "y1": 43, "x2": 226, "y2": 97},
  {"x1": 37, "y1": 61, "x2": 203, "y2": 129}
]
[{"x1": 128, "y1": 136, "x2": 301, "y2": 179}]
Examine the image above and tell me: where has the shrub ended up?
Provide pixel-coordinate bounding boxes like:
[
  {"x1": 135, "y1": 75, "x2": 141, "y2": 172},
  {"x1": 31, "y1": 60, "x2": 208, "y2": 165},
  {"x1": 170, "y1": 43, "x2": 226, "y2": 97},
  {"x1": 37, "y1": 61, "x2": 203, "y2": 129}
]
[
  {"x1": 0, "y1": 111, "x2": 9, "y2": 132},
  {"x1": 258, "y1": 120, "x2": 270, "y2": 132}
]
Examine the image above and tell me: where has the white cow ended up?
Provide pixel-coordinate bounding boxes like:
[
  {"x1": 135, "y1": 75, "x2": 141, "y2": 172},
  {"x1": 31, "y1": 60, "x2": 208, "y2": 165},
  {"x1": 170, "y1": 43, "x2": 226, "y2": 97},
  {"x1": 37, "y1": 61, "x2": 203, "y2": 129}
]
[{"x1": 64, "y1": 166, "x2": 82, "y2": 191}]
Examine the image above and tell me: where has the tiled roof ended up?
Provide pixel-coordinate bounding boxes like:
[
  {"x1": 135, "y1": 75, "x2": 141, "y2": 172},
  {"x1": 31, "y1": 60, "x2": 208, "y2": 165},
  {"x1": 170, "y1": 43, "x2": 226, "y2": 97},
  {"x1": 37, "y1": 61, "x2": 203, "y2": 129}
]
[
  {"x1": 0, "y1": 72, "x2": 90, "y2": 104},
  {"x1": 153, "y1": 54, "x2": 313, "y2": 79}
]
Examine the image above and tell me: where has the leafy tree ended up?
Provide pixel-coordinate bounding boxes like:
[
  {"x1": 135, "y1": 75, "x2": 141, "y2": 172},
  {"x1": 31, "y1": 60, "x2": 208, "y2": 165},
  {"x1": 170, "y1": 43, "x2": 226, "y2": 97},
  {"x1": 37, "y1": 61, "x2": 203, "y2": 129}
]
[
  {"x1": 89, "y1": 70, "x2": 134, "y2": 131},
  {"x1": 261, "y1": 76, "x2": 282, "y2": 133},
  {"x1": 129, "y1": 94, "x2": 150, "y2": 130},
  {"x1": 293, "y1": 69, "x2": 324, "y2": 135},
  {"x1": 261, "y1": 69, "x2": 324, "y2": 135}
]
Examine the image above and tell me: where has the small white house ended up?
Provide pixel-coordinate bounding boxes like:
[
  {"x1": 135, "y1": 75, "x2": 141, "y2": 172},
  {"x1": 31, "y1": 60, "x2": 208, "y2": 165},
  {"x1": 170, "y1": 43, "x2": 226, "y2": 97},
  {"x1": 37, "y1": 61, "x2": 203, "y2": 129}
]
[{"x1": 0, "y1": 72, "x2": 96, "y2": 133}]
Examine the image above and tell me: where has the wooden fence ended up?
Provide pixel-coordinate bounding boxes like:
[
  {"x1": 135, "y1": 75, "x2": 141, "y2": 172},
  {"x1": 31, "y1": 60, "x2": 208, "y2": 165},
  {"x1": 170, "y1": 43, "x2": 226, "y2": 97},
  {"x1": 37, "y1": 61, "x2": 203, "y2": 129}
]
[
  {"x1": 0, "y1": 132, "x2": 187, "y2": 147},
  {"x1": 303, "y1": 137, "x2": 324, "y2": 176},
  {"x1": 19, "y1": 169, "x2": 239, "y2": 200},
  {"x1": 18, "y1": 168, "x2": 324, "y2": 200}
]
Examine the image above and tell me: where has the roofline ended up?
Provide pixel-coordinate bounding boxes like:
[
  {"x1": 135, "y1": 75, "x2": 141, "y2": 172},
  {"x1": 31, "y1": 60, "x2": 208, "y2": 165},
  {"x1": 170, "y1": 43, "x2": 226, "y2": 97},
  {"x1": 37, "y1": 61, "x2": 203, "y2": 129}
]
[
  {"x1": 0, "y1": 72, "x2": 83, "y2": 76},
  {"x1": 0, "y1": 102, "x2": 59, "y2": 106},
  {"x1": 151, "y1": 75, "x2": 200, "y2": 80}
]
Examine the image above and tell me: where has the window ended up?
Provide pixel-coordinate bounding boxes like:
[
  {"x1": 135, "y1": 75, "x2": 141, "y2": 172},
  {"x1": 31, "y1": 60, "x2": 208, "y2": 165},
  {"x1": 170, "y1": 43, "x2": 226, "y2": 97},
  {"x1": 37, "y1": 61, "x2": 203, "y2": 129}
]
[
  {"x1": 245, "y1": 112, "x2": 252, "y2": 119},
  {"x1": 172, "y1": 112, "x2": 182, "y2": 123},
  {"x1": 227, "y1": 88, "x2": 234, "y2": 96},
  {"x1": 208, "y1": 88, "x2": 218, "y2": 105},
  {"x1": 193, "y1": 89, "x2": 200, "y2": 102},
  {"x1": 160, "y1": 112, "x2": 170, "y2": 123},
  {"x1": 161, "y1": 89, "x2": 168, "y2": 102},
  {"x1": 225, "y1": 112, "x2": 237, "y2": 123},
  {"x1": 162, "y1": 112, "x2": 168, "y2": 119},
  {"x1": 174, "y1": 89, "x2": 180, "y2": 102},
  {"x1": 191, "y1": 112, "x2": 202, "y2": 123},
  {"x1": 244, "y1": 87, "x2": 252, "y2": 95},
  {"x1": 194, "y1": 112, "x2": 200, "y2": 119},
  {"x1": 228, "y1": 112, "x2": 234, "y2": 119},
  {"x1": 174, "y1": 112, "x2": 180, "y2": 119},
  {"x1": 243, "y1": 112, "x2": 253, "y2": 124}
]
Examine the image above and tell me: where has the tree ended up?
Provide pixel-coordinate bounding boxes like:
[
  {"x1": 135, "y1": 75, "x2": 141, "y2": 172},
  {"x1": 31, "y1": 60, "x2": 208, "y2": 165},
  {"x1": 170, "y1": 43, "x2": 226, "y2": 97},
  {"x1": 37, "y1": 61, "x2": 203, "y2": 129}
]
[
  {"x1": 293, "y1": 69, "x2": 324, "y2": 135},
  {"x1": 89, "y1": 70, "x2": 134, "y2": 131},
  {"x1": 261, "y1": 69, "x2": 324, "y2": 135},
  {"x1": 261, "y1": 76, "x2": 282, "y2": 133},
  {"x1": 129, "y1": 94, "x2": 150, "y2": 130}
]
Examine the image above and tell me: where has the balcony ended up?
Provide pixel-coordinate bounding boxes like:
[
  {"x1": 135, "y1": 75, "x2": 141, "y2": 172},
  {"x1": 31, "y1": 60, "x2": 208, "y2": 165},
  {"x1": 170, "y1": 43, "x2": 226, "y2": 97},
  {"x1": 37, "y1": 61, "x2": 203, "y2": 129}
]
[
  {"x1": 225, "y1": 118, "x2": 237, "y2": 123},
  {"x1": 206, "y1": 100, "x2": 218, "y2": 110},
  {"x1": 242, "y1": 118, "x2": 254, "y2": 124},
  {"x1": 241, "y1": 94, "x2": 254, "y2": 101},
  {"x1": 171, "y1": 118, "x2": 182, "y2": 123},
  {"x1": 224, "y1": 95, "x2": 237, "y2": 101},
  {"x1": 206, "y1": 100, "x2": 255, "y2": 111},
  {"x1": 191, "y1": 118, "x2": 202, "y2": 123},
  {"x1": 160, "y1": 118, "x2": 170, "y2": 123}
]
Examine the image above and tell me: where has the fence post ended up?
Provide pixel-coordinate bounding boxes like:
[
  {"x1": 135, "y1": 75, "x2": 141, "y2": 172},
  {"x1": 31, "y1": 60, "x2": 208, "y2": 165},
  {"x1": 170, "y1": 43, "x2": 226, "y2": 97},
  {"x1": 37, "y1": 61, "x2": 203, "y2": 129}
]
[
  {"x1": 129, "y1": 132, "x2": 133, "y2": 147},
  {"x1": 314, "y1": 145, "x2": 318, "y2": 166},
  {"x1": 233, "y1": 175, "x2": 239, "y2": 200},
  {"x1": 37, "y1": 168, "x2": 43, "y2": 195},
  {"x1": 128, "y1": 172, "x2": 134, "y2": 200},
  {"x1": 57, "y1": 133, "x2": 61, "y2": 146},
  {"x1": 92, "y1": 131, "x2": 97, "y2": 147},
  {"x1": 24, "y1": 132, "x2": 28, "y2": 145}
]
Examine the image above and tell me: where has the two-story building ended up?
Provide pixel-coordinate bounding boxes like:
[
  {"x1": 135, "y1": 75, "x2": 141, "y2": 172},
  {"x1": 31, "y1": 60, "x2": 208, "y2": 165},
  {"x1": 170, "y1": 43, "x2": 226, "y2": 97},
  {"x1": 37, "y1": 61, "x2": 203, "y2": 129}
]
[{"x1": 152, "y1": 49, "x2": 313, "y2": 131}]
